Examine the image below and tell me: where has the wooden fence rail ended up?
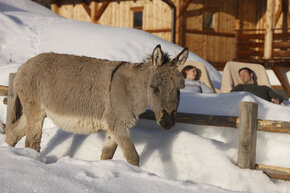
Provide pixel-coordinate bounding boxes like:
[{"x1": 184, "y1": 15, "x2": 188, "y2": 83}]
[
  {"x1": 140, "y1": 102, "x2": 290, "y2": 181},
  {"x1": 139, "y1": 110, "x2": 290, "y2": 134},
  {"x1": 0, "y1": 85, "x2": 8, "y2": 96}
]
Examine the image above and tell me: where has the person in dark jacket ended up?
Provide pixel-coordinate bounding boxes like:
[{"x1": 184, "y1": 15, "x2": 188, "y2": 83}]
[{"x1": 231, "y1": 67, "x2": 283, "y2": 104}]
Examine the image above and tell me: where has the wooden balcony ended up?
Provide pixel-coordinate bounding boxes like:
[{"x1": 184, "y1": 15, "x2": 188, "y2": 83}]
[
  {"x1": 234, "y1": 29, "x2": 290, "y2": 97},
  {"x1": 235, "y1": 29, "x2": 290, "y2": 65}
]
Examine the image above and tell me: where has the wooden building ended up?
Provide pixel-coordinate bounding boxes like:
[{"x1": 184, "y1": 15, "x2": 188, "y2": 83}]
[
  {"x1": 38, "y1": 0, "x2": 290, "y2": 96},
  {"x1": 47, "y1": 0, "x2": 289, "y2": 66}
]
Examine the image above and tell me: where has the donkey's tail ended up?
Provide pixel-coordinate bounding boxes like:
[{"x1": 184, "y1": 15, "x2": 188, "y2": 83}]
[{"x1": 9, "y1": 91, "x2": 22, "y2": 126}]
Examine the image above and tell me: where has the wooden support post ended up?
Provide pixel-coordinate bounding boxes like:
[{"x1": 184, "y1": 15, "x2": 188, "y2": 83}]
[
  {"x1": 237, "y1": 102, "x2": 258, "y2": 169},
  {"x1": 6, "y1": 73, "x2": 16, "y2": 129},
  {"x1": 264, "y1": 0, "x2": 275, "y2": 59}
]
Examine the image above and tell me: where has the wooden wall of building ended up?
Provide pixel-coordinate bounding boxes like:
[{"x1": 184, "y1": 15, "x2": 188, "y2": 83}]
[
  {"x1": 181, "y1": 0, "x2": 237, "y2": 68},
  {"x1": 50, "y1": 0, "x2": 289, "y2": 70},
  {"x1": 53, "y1": 0, "x2": 177, "y2": 42},
  {"x1": 181, "y1": 0, "x2": 289, "y2": 68}
]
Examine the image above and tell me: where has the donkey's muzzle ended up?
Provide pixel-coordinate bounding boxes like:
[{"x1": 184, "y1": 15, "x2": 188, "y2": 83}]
[{"x1": 159, "y1": 110, "x2": 176, "y2": 130}]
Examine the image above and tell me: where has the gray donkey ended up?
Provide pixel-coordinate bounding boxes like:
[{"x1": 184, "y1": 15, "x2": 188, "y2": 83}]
[{"x1": 5, "y1": 45, "x2": 188, "y2": 166}]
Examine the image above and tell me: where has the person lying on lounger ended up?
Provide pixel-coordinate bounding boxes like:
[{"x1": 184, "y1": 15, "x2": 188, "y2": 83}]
[
  {"x1": 180, "y1": 65, "x2": 214, "y2": 94},
  {"x1": 231, "y1": 67, "x2": 283, "y2": 104}
]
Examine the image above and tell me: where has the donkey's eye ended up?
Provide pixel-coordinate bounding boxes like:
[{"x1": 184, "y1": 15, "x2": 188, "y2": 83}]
[{"x1": 150, "y1": 85, "x2": 160, "y2": 94}]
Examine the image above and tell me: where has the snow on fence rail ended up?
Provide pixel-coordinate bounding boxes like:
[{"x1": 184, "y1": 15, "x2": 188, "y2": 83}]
[{"x1": 1, "y1": 73, "x2": 290, "y2": 181}]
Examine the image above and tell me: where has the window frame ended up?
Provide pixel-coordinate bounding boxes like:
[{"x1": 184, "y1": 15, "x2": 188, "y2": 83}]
[{"x1": 131, "y1": 6, "x2": 144, "y2": 30}]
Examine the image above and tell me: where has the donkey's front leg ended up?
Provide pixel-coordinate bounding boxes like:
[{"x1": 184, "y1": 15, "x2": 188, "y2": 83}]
[
  {"x1": 112, "y1": 127, "x2": 139, "y2": 166},
  {"x1": 101, "y1": 132, "x2": 118, "y2": 160}
]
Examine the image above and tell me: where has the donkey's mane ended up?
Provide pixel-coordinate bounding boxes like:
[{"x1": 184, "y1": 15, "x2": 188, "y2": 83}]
[{"x1": 142, "y1": 52, "x2": 171, "y2": 65}]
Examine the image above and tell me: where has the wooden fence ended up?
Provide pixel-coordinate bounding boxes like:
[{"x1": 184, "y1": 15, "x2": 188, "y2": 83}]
[
  {"x1": 1, "y1": 73, "x2": 290, "y2": 180},
  {"x1": 140, "y1": 102, "x2": 290, "y2": 181}
]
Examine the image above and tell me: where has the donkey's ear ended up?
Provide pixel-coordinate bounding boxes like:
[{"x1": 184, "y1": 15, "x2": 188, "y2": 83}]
[
  {"x1": 152, "y1": 44, "x2": 163, "y2": 68},
  {"x1": 172, "y1": 47, "x2": 189, "y2": 67}
]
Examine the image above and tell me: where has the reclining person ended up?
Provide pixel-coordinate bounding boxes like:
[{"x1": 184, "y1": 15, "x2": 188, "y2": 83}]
[
  {"x1": 231, "y1": 67, "x2": 283, "y2": 104},
  {"x1": 181, "y1": 65, "x2": 214, "y2": 93}
]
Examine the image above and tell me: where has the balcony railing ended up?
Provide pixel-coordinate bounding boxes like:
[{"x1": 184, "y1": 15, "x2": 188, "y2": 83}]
[{"x1": 235, "y1": 28, "x2": 290, "y2": 65}]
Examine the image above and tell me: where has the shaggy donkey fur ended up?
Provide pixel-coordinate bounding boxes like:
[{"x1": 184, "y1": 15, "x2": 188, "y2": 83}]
[{"x1": 5, "y1": 45, "x2": 188, "y2": 166}]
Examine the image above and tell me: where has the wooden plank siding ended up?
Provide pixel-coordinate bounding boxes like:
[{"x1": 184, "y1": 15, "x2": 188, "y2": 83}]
[
  {"x1": 182, "y1": 0, "x2": 237, "y2": 68},
  {"x1": 49, "y1": 0, "x2": 290, "y2": 70}
]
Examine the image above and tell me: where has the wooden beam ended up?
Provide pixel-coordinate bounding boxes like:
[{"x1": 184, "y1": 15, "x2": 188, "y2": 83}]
[
  {"x1": 186, "y1": 29, "x2": 235, "y2": 38},
  {"x1": 273, "y1": 32, "x2": 290, "y2": 39},
  {"x1": 237, "y1": 42, "x2": 264, "y2": 49},
  {"x1": 93, "y1": 1, "x2": 110, "y2": 22},
  {"x1": 272, "y1": 66, "x2": 290, "y2": 97},
  {"x1": 236, "y1": 50, "x2": 264, "y2": 57},
  {"x1": 273, "y1": 41, "x2": 290, "y2": 49},
  {"x1": 145, "y1": 28, "x2": 171, "y2": 33},
  {"x1": 237, "y1": 102, "x2": 258, "y2": 169},
  {"x1": 237, "y1": 33, "x2": 265, "y2": 40},
  {"x1": 179, "y1": 0, "x2": 191, "y2": 17},
  {"x1": 256, "y1": 164, "x2": 290, "y2": 180},
  {"x1": 235, "y1": 0, "x2": 240, "y2": 30},
  {"x1": 81, "y1": 1, "x2": 91, "y2": 18},
  {"x1": 275, "y1": 0, "x2": 283, "y2": 25},
  {"x1": 272, "y1": 50, "x2": 290, "y2": 57},
  {"x1": 0, "y1": 85, "x2": 8, "y2": 96},
  {"x1": 282, "y1": 0, "x2": 289, "y2": 33}
]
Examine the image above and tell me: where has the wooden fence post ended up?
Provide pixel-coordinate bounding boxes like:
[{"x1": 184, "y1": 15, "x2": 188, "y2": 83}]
[
  {"x1": 6, "y1": 73, "x2": 16, "y2": 129},
  {"x1": 237, "y1": 102, "x2": 258, "y2": 169}
]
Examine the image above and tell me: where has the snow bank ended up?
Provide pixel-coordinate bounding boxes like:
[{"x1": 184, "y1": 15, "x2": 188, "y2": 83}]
[{"x1": 1, "y1": 1, "x2": 290, "y2": 193}]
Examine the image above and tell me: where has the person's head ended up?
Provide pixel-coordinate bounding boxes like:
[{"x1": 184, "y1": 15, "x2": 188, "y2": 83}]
[
  {"x1": 181, "y1": 65, "x2": 199, "y2": 80},
  {"x1": 238, "y1": 67, "x2": 254, "y2": 84}
]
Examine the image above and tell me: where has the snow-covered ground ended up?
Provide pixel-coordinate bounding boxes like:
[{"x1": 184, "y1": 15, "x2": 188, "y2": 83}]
[{"x1": 0, "y1": 1, "x2": 290, "y2": 193}]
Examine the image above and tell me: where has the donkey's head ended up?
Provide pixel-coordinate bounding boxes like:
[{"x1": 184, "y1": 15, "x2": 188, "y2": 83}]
[{"x1": 147, "y1": 45, "x2": 188, "y2": 130}]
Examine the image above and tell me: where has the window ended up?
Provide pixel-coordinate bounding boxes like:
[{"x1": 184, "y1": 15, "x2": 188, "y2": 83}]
[
  {"x1": 133, "y1": 11, "x2": 143, "y2": 28},
  {"x1": 203, "y1": 11, "x2": 214, "y2": 29},
  {"x1": 131, "y1": 7, "x2": 143, "y2": 29}
]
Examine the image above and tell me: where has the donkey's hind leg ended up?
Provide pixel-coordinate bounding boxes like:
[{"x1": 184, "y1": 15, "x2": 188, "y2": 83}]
[
  {"x1": 101, "y1": 132, "x2": 118, "y2": 160},
  {"x1": 24, "y1": 109, "x2": 46, "y2": 152},
  {"x1": 112, "y1": 127, "x2": 139, "y2": 166},
  {"x1": 5, "y1": 115, "x2": 27, "y2": 147}
]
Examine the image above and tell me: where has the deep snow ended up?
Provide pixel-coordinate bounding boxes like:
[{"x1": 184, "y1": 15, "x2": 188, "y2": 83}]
[{"x1": 0, "y1": 1, "x2": 290, "y2": 193}]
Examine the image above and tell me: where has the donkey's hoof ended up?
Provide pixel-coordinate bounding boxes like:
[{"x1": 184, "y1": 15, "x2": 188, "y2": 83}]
[
  {"x1": 127, "y1": 157, "x2": 139, "y2": 166},
  {"x1": 101, "y1": 153, "x2": 114, "y2": 160},
  {"x1": 25, "y1": 140, "x2": 41, "y2": 152}
]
